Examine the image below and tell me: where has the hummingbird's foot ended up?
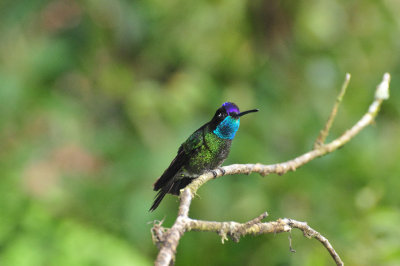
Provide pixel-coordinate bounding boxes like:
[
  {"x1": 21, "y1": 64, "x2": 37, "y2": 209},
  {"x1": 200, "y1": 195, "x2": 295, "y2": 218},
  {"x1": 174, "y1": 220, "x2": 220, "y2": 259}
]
[
  {"x1": 218, "y1": 167, "x2": 226, "y2": 176},
  {"x1": 211, "y1": 170, "x2": 218, "y2": 179},
  {"x1": 211, "y1": 168, "x2": 225, "y2": 179}
]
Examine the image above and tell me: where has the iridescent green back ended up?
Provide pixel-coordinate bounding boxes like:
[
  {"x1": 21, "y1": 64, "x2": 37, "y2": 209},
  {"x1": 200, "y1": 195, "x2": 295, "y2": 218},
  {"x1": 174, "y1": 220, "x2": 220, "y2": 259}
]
[{"x1": 182, "y1": 124, "x2": 232, "y2": 175}]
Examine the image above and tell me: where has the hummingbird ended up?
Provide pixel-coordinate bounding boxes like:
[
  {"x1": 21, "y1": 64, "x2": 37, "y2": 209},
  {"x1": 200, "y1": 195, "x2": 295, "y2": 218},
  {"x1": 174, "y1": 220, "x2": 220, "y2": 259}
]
[{"x1": 150, "y1": 102, "x2": 258, "y2": 211}]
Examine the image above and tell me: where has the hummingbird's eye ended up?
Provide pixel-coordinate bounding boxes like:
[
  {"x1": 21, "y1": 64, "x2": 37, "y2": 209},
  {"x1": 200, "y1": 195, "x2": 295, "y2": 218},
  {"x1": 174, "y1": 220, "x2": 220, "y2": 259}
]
[{"x1": 218, "y1": 112, "x2": 223, "y2": 118}]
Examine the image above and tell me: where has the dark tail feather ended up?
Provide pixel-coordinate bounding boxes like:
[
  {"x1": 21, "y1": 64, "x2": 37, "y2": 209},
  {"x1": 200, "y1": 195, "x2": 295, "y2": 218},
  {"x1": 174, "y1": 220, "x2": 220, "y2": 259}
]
[
  {"x1": 149, "y1": 189, "x2": 168, "y2": 212},
  {"x1": 149, "y1": 178, "x2": 194, "y2": 211},
  {"x1": 153, "y1": 149, "x2": 187, "y2": 191}
]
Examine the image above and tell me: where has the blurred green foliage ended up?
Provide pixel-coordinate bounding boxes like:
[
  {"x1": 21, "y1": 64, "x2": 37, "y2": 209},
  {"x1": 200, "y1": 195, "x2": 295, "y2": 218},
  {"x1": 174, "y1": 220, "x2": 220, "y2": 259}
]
[{"x1": 0, "y1": 0, "x2": 399, "y2": 265}]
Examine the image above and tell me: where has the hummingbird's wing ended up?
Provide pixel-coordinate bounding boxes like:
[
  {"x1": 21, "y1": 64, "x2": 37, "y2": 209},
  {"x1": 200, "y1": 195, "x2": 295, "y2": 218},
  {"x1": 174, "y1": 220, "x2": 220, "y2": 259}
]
[
  {"x1": 150, "y1": 125, "x2": 208, "y2": 211},
  {"x1": 152, "y1": 145, "x2": 188, "y2": 191},
  {"x1": 150, "y1": 147, "x2": 188, "y2": 211},
  {"x1": 153, "y1": 125, "x2": 205, "y2": 192}
]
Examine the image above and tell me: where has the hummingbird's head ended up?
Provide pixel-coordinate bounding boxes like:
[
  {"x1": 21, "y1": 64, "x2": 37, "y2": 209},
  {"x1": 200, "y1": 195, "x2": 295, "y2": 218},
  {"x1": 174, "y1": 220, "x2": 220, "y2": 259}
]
[{"x1": 211, "y1": 102, "x2": 258, "y2": 139}]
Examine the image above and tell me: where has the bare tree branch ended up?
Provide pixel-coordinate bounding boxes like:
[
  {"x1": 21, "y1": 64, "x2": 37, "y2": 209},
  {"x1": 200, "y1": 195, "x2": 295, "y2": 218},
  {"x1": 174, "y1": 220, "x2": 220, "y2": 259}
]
[{"x1": 153, "y1": 73, "x2": 391, "y2": 266}]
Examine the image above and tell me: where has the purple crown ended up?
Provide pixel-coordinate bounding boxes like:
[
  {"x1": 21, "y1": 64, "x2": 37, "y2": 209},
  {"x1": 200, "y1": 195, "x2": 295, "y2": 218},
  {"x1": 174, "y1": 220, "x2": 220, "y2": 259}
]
[{"x1": 222, "y1": 102, "x2": 239, "y2": 115}]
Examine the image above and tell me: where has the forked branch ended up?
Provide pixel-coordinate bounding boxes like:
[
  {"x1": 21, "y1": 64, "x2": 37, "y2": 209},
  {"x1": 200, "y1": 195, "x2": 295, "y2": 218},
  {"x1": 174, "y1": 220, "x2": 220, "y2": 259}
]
[{"x1": 152, "y1": 73, "x2": 391, "y2": 266}]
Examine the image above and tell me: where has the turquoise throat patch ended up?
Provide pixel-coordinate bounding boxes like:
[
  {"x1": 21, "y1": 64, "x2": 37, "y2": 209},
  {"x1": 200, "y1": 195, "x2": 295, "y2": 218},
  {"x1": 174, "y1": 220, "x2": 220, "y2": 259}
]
[{"x1": 213, "y1": 116, "x2": 240, "y2": 139}]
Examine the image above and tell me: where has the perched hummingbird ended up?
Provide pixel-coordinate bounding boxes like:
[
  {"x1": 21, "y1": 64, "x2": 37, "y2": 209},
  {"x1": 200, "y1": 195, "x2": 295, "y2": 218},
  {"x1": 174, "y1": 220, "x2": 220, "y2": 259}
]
[{"x1": 150, "y1": 102, "x2": 258, "y2": 211}]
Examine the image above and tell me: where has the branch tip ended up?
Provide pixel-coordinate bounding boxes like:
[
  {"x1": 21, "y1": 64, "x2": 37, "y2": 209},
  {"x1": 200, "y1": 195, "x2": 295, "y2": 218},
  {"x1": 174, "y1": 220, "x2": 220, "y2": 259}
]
[{"x1": 375, "y1": 73, "x2": 391, "y2": 100}]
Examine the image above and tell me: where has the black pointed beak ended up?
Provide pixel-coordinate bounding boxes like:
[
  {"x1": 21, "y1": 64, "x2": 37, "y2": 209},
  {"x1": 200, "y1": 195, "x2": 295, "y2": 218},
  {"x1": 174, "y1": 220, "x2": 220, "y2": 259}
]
[{"x1": 238, "y1": 109, "x2": 259, "y2": 117}]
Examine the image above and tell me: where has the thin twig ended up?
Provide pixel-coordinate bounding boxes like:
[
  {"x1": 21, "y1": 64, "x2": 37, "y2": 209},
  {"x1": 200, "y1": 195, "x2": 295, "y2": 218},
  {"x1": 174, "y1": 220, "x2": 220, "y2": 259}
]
[
  {"x1": 288, "y1": 231, "x2": 296, "y2": 253},
  {"x1": 314, "y1": 73, "x2": 351, "y2": 148}
]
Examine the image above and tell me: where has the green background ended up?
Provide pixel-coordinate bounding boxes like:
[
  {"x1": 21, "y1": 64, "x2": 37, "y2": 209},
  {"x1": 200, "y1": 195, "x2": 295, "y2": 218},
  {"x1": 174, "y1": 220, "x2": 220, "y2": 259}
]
[{"x1": 1, "y1": 0, "x2": 399, "y2": 265}]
